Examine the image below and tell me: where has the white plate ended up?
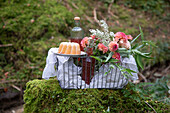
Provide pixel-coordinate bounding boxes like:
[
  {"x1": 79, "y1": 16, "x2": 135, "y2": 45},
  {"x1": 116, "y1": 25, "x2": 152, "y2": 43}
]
[{"x1": 53, "y1": 48, "x2": 86, "y2": 56}]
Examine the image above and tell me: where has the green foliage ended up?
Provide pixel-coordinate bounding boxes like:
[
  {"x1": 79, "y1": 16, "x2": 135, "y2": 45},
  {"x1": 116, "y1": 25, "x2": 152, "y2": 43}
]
[
  {"x1": 0, "y1": 0, "x2": 74, "y2": 66},
  {"x1": 122, "y1": 0, "x2": 167, "y2": 15},
  {"x1": 152, "y1": 40, "x2": 170, "y2": 64},
  {"x1": 0, "y1": 0, "x2": 73, "y2": 83},
  {"x1": 133, "y1": 77, "x2": 170, "y2": 104},
  {"x1": 0, "y1": 35, "x2": 67, "y2": 86},
  {"x1": 24, "y1": 79, "x2": 169, "y2": 113}
]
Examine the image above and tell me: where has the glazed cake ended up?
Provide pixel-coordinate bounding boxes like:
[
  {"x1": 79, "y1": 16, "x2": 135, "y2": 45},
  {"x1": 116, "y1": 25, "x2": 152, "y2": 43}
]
[{"x1": 58, "y1": 42, "x2": 81, "y2": 55}]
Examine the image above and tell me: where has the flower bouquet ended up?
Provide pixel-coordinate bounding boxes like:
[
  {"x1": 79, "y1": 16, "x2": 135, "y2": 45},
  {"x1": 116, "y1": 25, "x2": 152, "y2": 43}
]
[{"x1": 81, "y1": 20, "x2": 155, "y2": 78}]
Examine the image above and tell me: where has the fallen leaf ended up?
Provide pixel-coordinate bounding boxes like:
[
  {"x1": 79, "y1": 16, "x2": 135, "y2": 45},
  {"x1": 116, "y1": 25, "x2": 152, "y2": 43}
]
[{"x1": 4, "y1": 88, "x2": 8, "y2": 92}]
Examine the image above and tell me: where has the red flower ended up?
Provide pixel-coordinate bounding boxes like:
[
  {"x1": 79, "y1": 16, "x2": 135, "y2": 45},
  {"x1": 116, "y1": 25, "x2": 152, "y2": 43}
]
[
  {"x1": 108, "y1": 41, "x2": 119, "y2": 52},
  {"x1": 91, "y1": 35, "x2": 95, "y2": 39},
  {"x1": 98, "y1": 43, "x2": 108, "y2": 54},
  {"x1": 112, "y1": 52, "x2": 120, "y2": 60}
]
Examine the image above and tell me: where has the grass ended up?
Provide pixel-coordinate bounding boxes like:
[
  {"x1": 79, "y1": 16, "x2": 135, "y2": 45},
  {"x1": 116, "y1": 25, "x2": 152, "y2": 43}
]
[{"x1": 0, "y1": 0, "x2": 169, "y2": 111}]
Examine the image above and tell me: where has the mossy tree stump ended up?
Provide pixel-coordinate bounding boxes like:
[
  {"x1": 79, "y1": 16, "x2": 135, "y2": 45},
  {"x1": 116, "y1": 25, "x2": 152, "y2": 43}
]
[{"x1": 24, "y1": 79, "x2": 168, "y2": 113}]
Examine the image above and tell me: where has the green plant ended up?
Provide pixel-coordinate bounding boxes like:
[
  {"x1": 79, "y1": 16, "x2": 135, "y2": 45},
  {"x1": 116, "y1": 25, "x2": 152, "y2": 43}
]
[
  {"x1": 122, "y1": 0, "x2": 166, "y2": 15},
  {"x1": 135, "y1": 77, "x2": 170, "y2": 104},
  {"x1": 152, "y1": 40, "x2": 170, "y2": 64}
]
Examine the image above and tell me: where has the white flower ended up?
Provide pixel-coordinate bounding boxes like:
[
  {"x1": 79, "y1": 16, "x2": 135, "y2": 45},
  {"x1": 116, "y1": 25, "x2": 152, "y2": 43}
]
[
  {"x1": 99, "y1": 20, "x2": 108, "y2": 32},
  {"x1": 89, "y1": 29, "x2": 96, "y2": 35},
  {"x1": 110, "y1": 32, "x2": 114, "y2": 37},
  {"x1": 89, "y1": 20, "x2": 115, "y2": 45}
]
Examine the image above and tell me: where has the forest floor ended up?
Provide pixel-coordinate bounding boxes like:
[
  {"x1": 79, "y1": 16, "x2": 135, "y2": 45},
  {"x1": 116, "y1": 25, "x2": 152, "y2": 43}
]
[
  {"x1": 0, "y1": 0, "x2": 169, "y2": 112},
  {"x1": 3, "y1": 105, "x2": 23, "y2": 113}
]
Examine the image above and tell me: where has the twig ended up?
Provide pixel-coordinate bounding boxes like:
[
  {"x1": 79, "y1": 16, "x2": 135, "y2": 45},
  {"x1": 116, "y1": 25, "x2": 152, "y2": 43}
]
[
  {"x1": 149, "y1": 68, "x2": 157, "y2": 78},
  {"x1": 164, "y1": 65, "x2": 170, "y2": 73},
  {"x1": 108, "y1": 0, "x2": 114, "y2": 14},
  {"x1": 144, "y1": 101, "x2": 157, "y2": 113},
  {"x1": 26, "y1": 58, "x2": 31, "y2": 64},
  {"x1": 0, "y1": 44, "x2": 13, "y2": 47},
  {"x1": 107, "y1": 0, "x2": 118, "y2": 19},
  {"x1": 142, "y1": 65, "x2": 151, "y2": 73},
  {"x1": 12, "y1": 84, "x2": 21, "y2": 91},
  {"x1": 0, "y1": 79, "x2": 28, "y2": 84},
  {"x1": 84, "y1": 15, "x2": 94, "y2": 24},
  {"x1": 72, "y1": 3, "x2": 94, "y2": 23},
  {"x1": 138, "y1": 72, "x2": 147, "y2": 82},
  {"x1": 62, "y1": 0, "x2": 73, "y2": 12},
  {"x1": 64, "y1": 0, "x2": 94, "y2": 24},
  {"x1": 93, "y1": 8, "x2": 99, "y2": 24},
  {"x1": 71, "y1": 2, "x2": 79, "y2": 9}
]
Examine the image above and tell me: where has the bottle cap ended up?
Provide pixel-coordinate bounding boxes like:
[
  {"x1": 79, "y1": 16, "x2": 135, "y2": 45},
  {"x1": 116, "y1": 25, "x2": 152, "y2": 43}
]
[{"x1": 74, "y1": 17, "x2": 80, "y2": 20}]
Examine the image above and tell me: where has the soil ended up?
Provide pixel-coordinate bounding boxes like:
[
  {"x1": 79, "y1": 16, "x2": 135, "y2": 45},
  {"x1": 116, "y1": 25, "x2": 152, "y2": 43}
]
[
  {"x1": 2, "y1": 105, "x2": 23, "y2": 113},
  {"x1": 0, "y1": 88, "x2": 24, "y2": 113}
]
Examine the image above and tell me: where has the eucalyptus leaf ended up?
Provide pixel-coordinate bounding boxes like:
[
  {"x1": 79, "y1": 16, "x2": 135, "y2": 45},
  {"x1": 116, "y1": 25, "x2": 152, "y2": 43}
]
[
  {"x1": 117, "y1": 48, "x2": 127, "y2": 51},
  {"x1": 110, "y1": 64, "x2": 115, "y2": 69},
  {"x1": 130, "y1": 33, "x2": 141, "y2": 44},
  {"x1": 125, "y1": 68, "x2": 137, "y2": 73},
  {"x1": 133, "y1": 50, "x2": 153, "y2": 59},
  {"x1": 105, "y1": 52, "x2": 113, "y2": 62},
  {"x1": 119, "y1": 53, "x2": 128, "y2": 57},
  {"x1": 132, "y1": 43, "x2": 139, "y2": 49},
  {"x1": 137, "y1": 53, "x2": 153, "y2": 59},
  {"x1": 91, "y1": 56, "x2": 103, "y2": 62},
  {"x1": 143, "y1": 46, "x2": 152, "y2": 55},
  {"x1": 118, "y1": 50, "x2": 131, "y2": 54},
  {"x1": 142, "y1": 41, "x2": 157, "y2": 47},
  {"x1": 139, "y1": 25, "x2": 144, "y2": 41},
  {"x1": 137, "y1": 55, "x2": 144, "y2": 70},
  {"x1": 109, "y1": 59, "x2": 119, "y2": 63},
  {"x1": 134, "y1": 55, "x2": 140, "y2": 70},
  {"x1": 136, "y1": 44, "x2": 145, "y2": 50},
  {"x1": 143, "y1": 52, "x2": 152, "y2": 56}
]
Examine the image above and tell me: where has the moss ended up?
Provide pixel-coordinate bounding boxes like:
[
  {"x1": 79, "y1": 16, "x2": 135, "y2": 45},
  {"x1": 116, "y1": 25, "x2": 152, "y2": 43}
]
[
  {"x1": 0, "y1": 0, "x2": 74, "y2": 68},
  {"x1": 24, "y1": 79, "x2": 169, "y2": 113}
]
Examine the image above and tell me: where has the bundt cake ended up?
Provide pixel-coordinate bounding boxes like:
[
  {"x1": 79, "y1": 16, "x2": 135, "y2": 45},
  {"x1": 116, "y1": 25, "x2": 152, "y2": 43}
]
[{"x1": 58, "y1": 42, "x2": 81, "y2": 55}]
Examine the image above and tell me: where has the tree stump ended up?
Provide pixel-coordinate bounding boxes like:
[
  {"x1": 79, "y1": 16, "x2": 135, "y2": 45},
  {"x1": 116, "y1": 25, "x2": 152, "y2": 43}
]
[{"x1": 24, "y1": 79, "x2": 168, "y2": 113}]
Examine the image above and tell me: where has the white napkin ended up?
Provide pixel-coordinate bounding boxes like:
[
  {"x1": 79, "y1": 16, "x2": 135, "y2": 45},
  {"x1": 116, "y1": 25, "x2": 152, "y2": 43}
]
[
  {"x1": 42, "y1": 48, "x2": 58, "y2": 79},
  {"x1": 42, "y1": 48, "x2": 138, "y2": 89}
]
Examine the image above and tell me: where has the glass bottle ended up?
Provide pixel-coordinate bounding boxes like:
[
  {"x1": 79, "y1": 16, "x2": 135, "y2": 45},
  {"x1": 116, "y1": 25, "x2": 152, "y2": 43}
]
[{"x1": 70, "y1": 17, "x2": 84, "y2": 51}]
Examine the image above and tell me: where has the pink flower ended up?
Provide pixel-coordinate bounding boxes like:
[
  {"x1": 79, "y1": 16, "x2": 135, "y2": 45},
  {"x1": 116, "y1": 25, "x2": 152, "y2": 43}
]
[
  {"x1": 108, "y1": 41, "x2": 119, "y2": 52},
  {"x1": 114, "y1": 32, "x2": 128, "y2": 42},
  {"x1": 114, "y1": 37, "x2": 120, "y2": 42},
  {"x1": 119, "y1": 40, "x2": 131, "y2": 50},
  {"x1": 30, "y1": 19, "x2": 34, "y2": 23},
  {"x1": 98, "y1": 43, "x2": 108, "y2": 54},
  {"x1": 81, "y1": 37, "x2": 89, "y2": 48},
  {"x1": 126, "y1": 35, "x2": 133, "y2": 40},
  {"x1": 119, "y1": 39, "x2": 127, "y2": 44},
  {"x1": 112, "y1": 52, "x2": 120, "y2": 60}
]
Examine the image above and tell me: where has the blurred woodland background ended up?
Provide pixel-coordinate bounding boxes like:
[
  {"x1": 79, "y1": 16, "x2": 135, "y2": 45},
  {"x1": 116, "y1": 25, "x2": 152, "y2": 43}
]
[{"x1": 0, "y1": 0, "x2": 169, "y2": 112}]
